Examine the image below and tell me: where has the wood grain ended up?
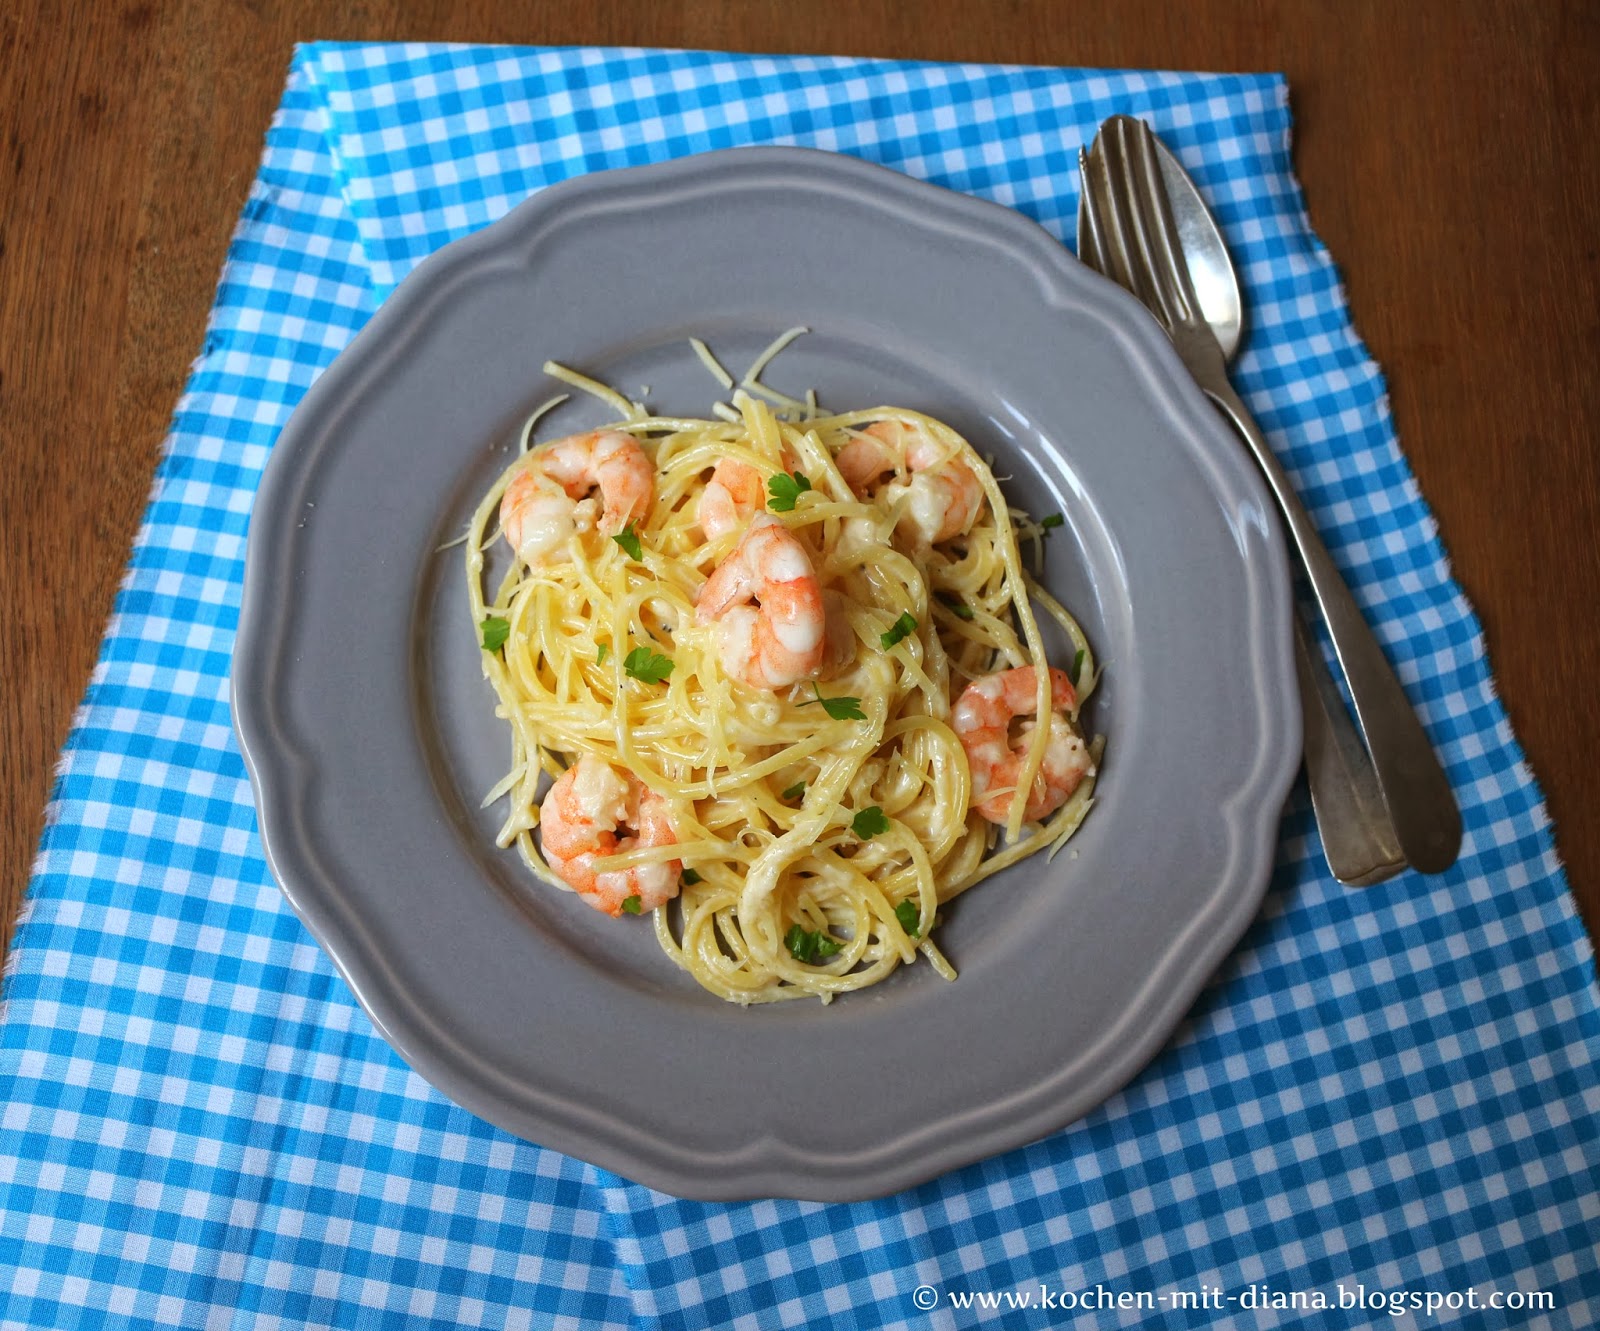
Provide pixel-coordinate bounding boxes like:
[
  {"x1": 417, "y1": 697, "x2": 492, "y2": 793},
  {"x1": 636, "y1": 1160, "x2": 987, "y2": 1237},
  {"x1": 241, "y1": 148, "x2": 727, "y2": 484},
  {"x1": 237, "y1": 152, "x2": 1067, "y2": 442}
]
[{"x1": 4, "y1": 0, "x2": 1597, "y2": 960}]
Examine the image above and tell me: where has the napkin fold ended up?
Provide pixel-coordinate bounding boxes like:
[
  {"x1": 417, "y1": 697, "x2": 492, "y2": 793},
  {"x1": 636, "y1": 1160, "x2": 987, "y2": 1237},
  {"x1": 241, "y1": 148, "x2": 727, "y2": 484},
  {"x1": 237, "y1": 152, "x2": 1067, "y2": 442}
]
[{"x1": 2, "y1": 41, "x2": 1596, "y2": 1330}]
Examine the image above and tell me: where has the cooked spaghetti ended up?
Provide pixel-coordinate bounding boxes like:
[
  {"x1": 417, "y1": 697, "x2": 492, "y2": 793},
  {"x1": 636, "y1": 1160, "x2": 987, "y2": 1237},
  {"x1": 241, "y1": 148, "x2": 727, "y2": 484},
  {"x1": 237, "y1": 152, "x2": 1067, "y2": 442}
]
[{"x1": 465, "y1": 341, "x2": 1103, "y2": 1004}]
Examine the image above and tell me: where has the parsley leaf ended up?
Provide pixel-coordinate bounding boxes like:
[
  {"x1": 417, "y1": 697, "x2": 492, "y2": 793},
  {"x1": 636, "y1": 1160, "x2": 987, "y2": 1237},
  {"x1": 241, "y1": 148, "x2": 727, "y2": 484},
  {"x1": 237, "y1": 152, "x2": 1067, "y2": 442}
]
[
  {"x1": 680, "y1": 868, "x2": 702, "y2": 886},
  {"x1": 1069, "y1": 647, "x2": 1085, "y2": 687},
  {"x1": 596, "y1": 642, "x2": 610, "y2": 665},
  {"x1": 766, "y1": 470, "x2": 813, "y2": 512},
  {"x1": 851, "y1": 806, "x2": 890, "y2": 840},
  {"x1": 612, "y1": 522, "x2": 644, "y2": 561},
  {"x1": 938, "y1": 594, "x2": 975, "y2": 621},
  {"x1": 1039, "y1": 512, "x2": 1065, "y2": 536},
  {"x1": 620, "y1": 894, "x2": 643, "y2": 915},
  {"x1": 879, "y1": 611, "x2": 918, "y2": 651},
  {"x1": 784, "y1": 924, "x2": 843, "y2": 964},
  {"x1": 894, "y1": 899, "x2": 922, "y2": 938},
  {"x1": 797, "y1": 683, "x2": 866, "y2": 721},
  {"x1": 624, "y1": 646, "x2": 675, "y2": 685},
  {"x1": 480, "y1": 615, "x2": 510, "y2": 652},
  {"x1": 821, "y1": 693, "x2": 866, "y2": 721},
  {"x1": 781, "y1": 780, "x2": 806, "y2": 801}
]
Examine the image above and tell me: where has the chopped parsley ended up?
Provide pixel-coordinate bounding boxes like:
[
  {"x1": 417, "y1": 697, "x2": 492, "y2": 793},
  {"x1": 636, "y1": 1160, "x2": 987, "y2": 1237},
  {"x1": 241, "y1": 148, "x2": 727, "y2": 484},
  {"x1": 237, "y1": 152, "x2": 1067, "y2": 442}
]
[
  {"x1": 781, "y1": 780, "x2": 807, "y2": 801},
  {"x1": 798, "y1": 683, "x2": 865, "y2": 721},
  {"x1": 879, "y1": 611, "x2": 917, "y2": 651},
  {"x1": 596, "y1": 642, "x2": 610, "y2": 665},
  {"x1": 620, "y1": 894, "x2": 643, "y2": 915},
  {"x1": 680, "y1": 868, "x2": 702, "y2": 886},
  {"x1": 894, "y1": 899, "x2": 922, "y2": 938},
  {"x1": 938, "y1": 594, "x2": 975, "y2": 621},
  {"x1": 623, "y1": 646, "x2": 674, "y2": 685},
  {"x1": 612, "y1": 522, "x2": 644, "y2": 561},
  {"x1": 784, "y1": 924, "x2": 843, "y2": 964},
  {"x1": 766, "y1": 470, "x2": 813, "y2": 512},
  {"x1": 480, "y1": 615, "x2": 510, "y2": 652},
  {"x1": 851, "y1": 806, "x2": 890, "y2": 840},
  {"x1": 1069, "y1": 647, "x2": 1085, "y2": 687},
  {"x1": 821, "y1": 693, "x2": 866, "y2": 721}
]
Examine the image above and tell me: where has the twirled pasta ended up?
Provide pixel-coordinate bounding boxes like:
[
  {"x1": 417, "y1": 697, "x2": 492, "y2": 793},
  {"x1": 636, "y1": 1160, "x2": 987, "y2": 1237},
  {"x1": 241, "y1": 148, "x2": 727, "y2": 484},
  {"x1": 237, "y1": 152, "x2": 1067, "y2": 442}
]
[{"x1": 466, "y1": 358, "x2": 1102, "y2": 1005}]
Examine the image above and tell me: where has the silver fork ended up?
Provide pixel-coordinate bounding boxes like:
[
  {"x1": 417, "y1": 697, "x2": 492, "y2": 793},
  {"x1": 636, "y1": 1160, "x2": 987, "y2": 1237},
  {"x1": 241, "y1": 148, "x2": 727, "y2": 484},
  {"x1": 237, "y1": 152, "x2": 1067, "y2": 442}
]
[
  {"x1": 1079, "y1": 125, "x2": 1403, "y2": 887},
  {"x1": 1080, "y1": 115, "x2": 1460, "y2": 879}
]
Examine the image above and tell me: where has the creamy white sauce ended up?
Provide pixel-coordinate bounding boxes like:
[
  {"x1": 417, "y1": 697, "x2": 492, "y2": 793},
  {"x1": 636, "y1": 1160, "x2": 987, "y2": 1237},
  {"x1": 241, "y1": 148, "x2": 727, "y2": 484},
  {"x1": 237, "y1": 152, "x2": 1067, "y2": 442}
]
[
  {"x1": 883, "y1": 474, "x2": 948, "y2": 545},
  {"x1": 572, "y1": 755, "x2": 629, "y2": 826}
]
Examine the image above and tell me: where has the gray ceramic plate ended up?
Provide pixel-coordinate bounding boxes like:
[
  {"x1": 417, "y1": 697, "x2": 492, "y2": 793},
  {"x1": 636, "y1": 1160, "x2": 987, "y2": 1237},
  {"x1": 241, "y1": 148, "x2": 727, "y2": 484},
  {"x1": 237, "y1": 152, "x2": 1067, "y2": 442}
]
[{"x1": 233, "y1": 147, "x2": 1299, "y2": 1203}]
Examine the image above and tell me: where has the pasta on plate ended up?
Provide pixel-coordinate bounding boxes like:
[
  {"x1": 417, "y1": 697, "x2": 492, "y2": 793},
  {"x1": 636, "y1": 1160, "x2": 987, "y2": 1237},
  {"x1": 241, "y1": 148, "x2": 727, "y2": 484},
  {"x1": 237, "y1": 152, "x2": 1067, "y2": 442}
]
[{"x1": 465, "y1": 336, "x2": 1104, "y2": 1004}]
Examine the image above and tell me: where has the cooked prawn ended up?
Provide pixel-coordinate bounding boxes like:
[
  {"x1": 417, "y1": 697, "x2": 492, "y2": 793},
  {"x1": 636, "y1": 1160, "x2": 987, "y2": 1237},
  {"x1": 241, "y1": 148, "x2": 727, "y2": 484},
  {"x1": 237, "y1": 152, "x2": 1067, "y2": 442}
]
[
  {"x1": 952, "y1": 666, "x2": 1094, "y2": 824},
  {"x1": 501, "y1": 429, "x2": 654, "y2": 565},
  {"x1": 540, "y1": 755, "x2": 681, "y2": 916},
  {"x1": 697, "y1": 457, "x2": 766, "y2": 541},
  {"x1": 694, "y1": 513, "x2": 826, "y2": 690},
  {"x1": 835, "y1": 418, "x2": 985, "y2": 544}
]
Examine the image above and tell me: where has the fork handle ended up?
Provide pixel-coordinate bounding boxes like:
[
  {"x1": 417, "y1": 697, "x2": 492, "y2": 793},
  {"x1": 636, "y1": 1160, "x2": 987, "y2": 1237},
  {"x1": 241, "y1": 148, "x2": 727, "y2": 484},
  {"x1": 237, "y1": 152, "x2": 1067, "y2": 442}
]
[
  {"x1": 1204, "y1": 376, "x2": 1462, "y2": 873},
  {"x1": 1294, "y1": 610, "x2": 1406, "y2": 885}
]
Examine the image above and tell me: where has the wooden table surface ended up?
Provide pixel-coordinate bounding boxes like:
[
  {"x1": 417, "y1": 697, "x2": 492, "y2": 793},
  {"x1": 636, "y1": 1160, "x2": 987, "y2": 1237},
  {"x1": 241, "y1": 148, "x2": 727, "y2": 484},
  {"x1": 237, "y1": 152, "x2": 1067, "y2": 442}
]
[{"x1": 4, "y1": 1, "x2": 1597, "y2": 962}]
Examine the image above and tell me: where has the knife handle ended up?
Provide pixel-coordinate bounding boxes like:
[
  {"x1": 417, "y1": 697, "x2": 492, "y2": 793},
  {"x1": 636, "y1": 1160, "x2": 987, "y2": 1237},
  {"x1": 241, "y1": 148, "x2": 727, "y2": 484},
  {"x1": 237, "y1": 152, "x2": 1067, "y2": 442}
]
[{"x1": 1204, "y1": 377, "x2": 1462, "y2": 874}]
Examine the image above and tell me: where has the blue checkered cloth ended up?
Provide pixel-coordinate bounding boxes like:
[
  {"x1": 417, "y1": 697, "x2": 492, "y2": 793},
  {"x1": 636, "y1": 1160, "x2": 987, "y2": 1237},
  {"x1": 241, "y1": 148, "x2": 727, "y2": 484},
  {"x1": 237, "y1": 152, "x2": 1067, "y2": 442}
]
[{"x1": 2, "y1": 42, "x2": 1596, "y2": 1330}]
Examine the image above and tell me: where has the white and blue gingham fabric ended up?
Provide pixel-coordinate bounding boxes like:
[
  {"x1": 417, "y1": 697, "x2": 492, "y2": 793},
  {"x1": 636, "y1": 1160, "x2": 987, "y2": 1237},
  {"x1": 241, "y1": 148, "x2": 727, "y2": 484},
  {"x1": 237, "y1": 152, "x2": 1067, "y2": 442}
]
[{"x1": 2, "y1": 42, "x2": 1596, "y2": 1329}]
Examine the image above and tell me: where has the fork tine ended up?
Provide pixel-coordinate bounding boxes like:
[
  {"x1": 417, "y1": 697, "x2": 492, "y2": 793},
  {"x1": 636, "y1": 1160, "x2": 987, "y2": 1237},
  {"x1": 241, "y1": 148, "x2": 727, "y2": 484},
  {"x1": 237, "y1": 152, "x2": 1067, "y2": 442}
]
[
  {"x1": 1119, "y1": 117, "x2": 1204, "y2": 329},
  {"x1": 1079, "y1": 143, "x2": 1127, "y2": 289},
  {"x1": 1076, "y1": 147, "x2": 1107, "y2": 274},
  {"x1": 1098, "y1": 118, "x2": 1169, "y2": 320},
  {"x1": 1083, "y1": 131, "x2": 1157, "y2": 312}
]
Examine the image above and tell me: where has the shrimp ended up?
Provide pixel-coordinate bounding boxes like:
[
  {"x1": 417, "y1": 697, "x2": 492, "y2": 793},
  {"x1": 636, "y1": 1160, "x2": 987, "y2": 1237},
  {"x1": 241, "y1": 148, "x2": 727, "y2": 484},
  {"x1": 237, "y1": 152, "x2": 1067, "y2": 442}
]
[
  {"x1": 501, "y1": 429, "x2": 654, "y2": 565},
  {"x1": 694, "y1": 513, "x2": 826, "y2": 690},
  {"x1": 952, "y1": 666, "x2": 1094, "y2": 824},
  {"x1": 698, "y1": 458, "x2": 766, "y2": 541},
  {"x1": 835, "y1": 418, "x2": 985, "y2": 545},
  {"x1": 500, "y1": 467, "x2": 579, "y2": 565},
  {"x1": 540, "y1": 755, "x2": 681, "y2": 916}
]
